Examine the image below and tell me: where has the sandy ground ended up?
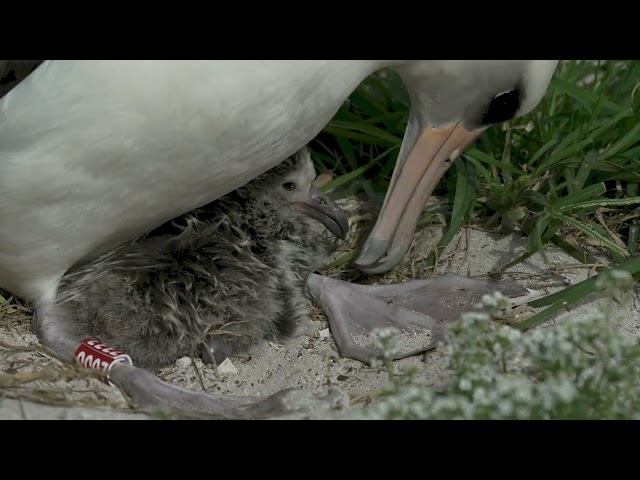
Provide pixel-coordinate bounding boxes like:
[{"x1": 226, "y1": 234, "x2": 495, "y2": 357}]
[{"x1": 1, "y1": 198, "x2": 638, "y2": 420}]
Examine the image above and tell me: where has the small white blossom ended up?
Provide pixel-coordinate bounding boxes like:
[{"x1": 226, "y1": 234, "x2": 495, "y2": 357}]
[{"x1": 358, "y1": 297, "x2": 640, "y2": 420}]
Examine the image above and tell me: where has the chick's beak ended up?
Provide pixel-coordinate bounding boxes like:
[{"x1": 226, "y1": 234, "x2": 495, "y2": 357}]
[{"x1": 293, "y1": 185, "x2": 349, "y2": 239}]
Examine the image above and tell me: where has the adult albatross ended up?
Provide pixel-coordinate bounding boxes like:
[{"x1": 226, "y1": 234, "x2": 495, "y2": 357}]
[
  {"x1": 0, "y1": 60, "x2": 558, "y2": 303},
  {"x1": 0, "y1": 60, "x2": 558, "y2": 417}
]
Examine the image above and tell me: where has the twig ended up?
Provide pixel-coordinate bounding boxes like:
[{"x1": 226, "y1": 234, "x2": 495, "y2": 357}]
[
  {"x1": 0, "y1": 339, "x2": 45, "y2": 353},
  {"x1": 18, "y1": 399, "x2": 28, "y2": 420},
  {"x1": 190, "y1": 355, "x2": 208, "y2": 392}
]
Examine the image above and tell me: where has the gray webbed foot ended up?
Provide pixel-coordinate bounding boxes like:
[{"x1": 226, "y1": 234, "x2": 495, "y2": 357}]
[{"x1": 306, "y1": 272, "x2": 529, "y2": 364}]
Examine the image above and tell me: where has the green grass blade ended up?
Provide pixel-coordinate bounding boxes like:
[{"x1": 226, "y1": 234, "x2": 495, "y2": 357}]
[
  {"x1": 538, "y1": 138, "x2": 595, "y2": 172},
  {"x1": 584, "y1": 94, "x2": 606, "y2": 133},
  {"x1": 598, "y1": 116, "x2": 640, "y2": 161},
  {"x1": 527, "y1": 136, "x2": 560, "y2": 167},
  {"x1": 326, "y1": 120, "x2": 403, "y2": 145},
  {"x1": 464, "y1": 156, "x2": 493, "y2": 183},
  {"x1": 322, "y1": 249, "x2": 360, "y2": 270},
  {"x1": 525, "y1": 215, "x2": 552, "y2": 256},
  {"x1": 417, "y1": 201, "x2": 452, "y2": 227},
  {"x1": 588, "y1": 107, "x2": 634, "y2": 140},
  {"x1": 322, "y1": 127, "x2": 396, "y2": 146},
  {"x1": 516, "y1": 256, "x2": 640, "y2": 330},
  {"x1": 335, "y1": 137, "x2": 359, "y2": 171},
  {"x1": 549, "y1": 77, "x2": 627, "y2": 115},
  {"x1": 552, "y1": 182, "x2": 606, "y2": 211},
  {"x1": 559, "y1": 196, "x2": 640, "y2": 213},
  {"x1": 527, "y1": 256, "x2": 640, "y2": 309},
  {"x1": 464, "y1": 149, "x2": 519, "y2": 175},
  {"x1": 320, "y1": 146, "x2": 399, "y2": 192},
  {"x1": 557, "y1": 214, "x2": 629, "y2": 259},
  {"x1": 516, "y1": 299, "x2": 575, "y2": 331},
  {"x1": 573, "y1": 150, "x2": 598, "y2": 191},
  {"x1": 425, "y1": 159, "x2": 477, "y2": 268}
]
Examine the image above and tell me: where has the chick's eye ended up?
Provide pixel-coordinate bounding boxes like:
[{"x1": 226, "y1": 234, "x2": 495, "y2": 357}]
[{"x1": 282, "y1": 182, "x2": 296, "y2": 191}]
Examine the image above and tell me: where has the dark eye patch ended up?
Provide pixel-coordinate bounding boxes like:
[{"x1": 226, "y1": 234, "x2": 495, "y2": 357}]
[
  {"x1": 282, "y1": 182, "x2": 296, "y2": 191},
  {"x1": 481, "y1": 88, "x2": 522, "y2": 126}
]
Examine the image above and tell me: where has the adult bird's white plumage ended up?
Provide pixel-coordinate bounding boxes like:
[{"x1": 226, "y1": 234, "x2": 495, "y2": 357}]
[{"x1": 0, "y1": 60, "x2": 558, "y2": 303}]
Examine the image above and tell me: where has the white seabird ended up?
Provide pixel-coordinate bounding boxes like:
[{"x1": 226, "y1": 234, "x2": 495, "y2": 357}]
[{"x1": 0, "y1": 60, "x2": 558, "y2": 303}]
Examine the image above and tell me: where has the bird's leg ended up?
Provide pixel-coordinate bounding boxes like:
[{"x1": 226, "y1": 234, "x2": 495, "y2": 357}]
[
  {"x1": 306, "y1": 273, "x2": 531, "y2": 364},
  {"x1": 32, "y1": 304, "x2": 347, "y2": 419},
  {"x1": 107, "y1": 362, "x2": 282, "y2": 418},
  {"x1": 32, "y1": 304, "x2": 84, "y2": 364},
  {"x1": 108, "y1": 363, "x2": 348, "y2": 419},
  {"x1": 277, "y1": 269, "x2": 315, "y2": 338}
]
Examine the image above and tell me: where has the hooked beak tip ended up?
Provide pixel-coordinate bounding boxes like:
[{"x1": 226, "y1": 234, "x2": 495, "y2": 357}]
[
  {"x1": 295, "y1": 185, "x2": 350, "y2": 240},
  {"x1": 354, "y1": 123, "x2": 481, "y2": 274},
  {"x1": 354, "y1": 237, "x2": 410, "y2": 274}
]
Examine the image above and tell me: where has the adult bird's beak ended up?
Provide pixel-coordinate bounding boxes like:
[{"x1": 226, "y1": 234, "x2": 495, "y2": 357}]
[
  {"x1": 355, "y1": 121, "x2": 481, "y2": 274},
  {"x1": 293, "y1": 185, "x2": 349, "y2": 239}
]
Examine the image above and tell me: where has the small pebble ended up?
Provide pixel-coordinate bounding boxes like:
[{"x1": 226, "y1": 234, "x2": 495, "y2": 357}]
[
  {"x1": 175, "y1": 356, "x2": 192, "y2": 369},
  {"x1": 319, "y1": 328, "x2": 331, "y2": 341},
  {"x1": 217, "y1": 358, "x2": 238, "y2": 375}
]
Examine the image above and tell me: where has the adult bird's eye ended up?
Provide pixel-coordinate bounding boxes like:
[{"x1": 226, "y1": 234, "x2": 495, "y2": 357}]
[
  {"x1": 282, "y1": 182, "x2": 296, "y2": 191},
  {"x1": 481, "y1": 88, "x2": 522, "y2": 126}
]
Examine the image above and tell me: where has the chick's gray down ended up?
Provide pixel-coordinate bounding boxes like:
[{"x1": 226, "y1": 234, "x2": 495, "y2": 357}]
[{"x1": 51, "y1": 148, "x2": 344, "y2": 369}]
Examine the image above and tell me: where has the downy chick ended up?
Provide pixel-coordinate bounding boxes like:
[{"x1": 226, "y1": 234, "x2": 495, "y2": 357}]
[{"x1": 52, "y1": 147, "x2": 348, "y2": 369}]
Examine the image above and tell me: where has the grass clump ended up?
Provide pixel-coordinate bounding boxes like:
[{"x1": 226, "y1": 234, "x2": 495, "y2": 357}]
[
  {"x1": 313, "y1": 59, "x2": 640, "y2": 325},
  {"x1": 359, "y1": 270, "x2": 639, "y2": 420}
]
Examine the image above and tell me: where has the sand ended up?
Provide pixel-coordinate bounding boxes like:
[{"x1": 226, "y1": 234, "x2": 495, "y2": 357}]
[{"x1": 1, "y1": 197, "x2": 638, "y2": 420}]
